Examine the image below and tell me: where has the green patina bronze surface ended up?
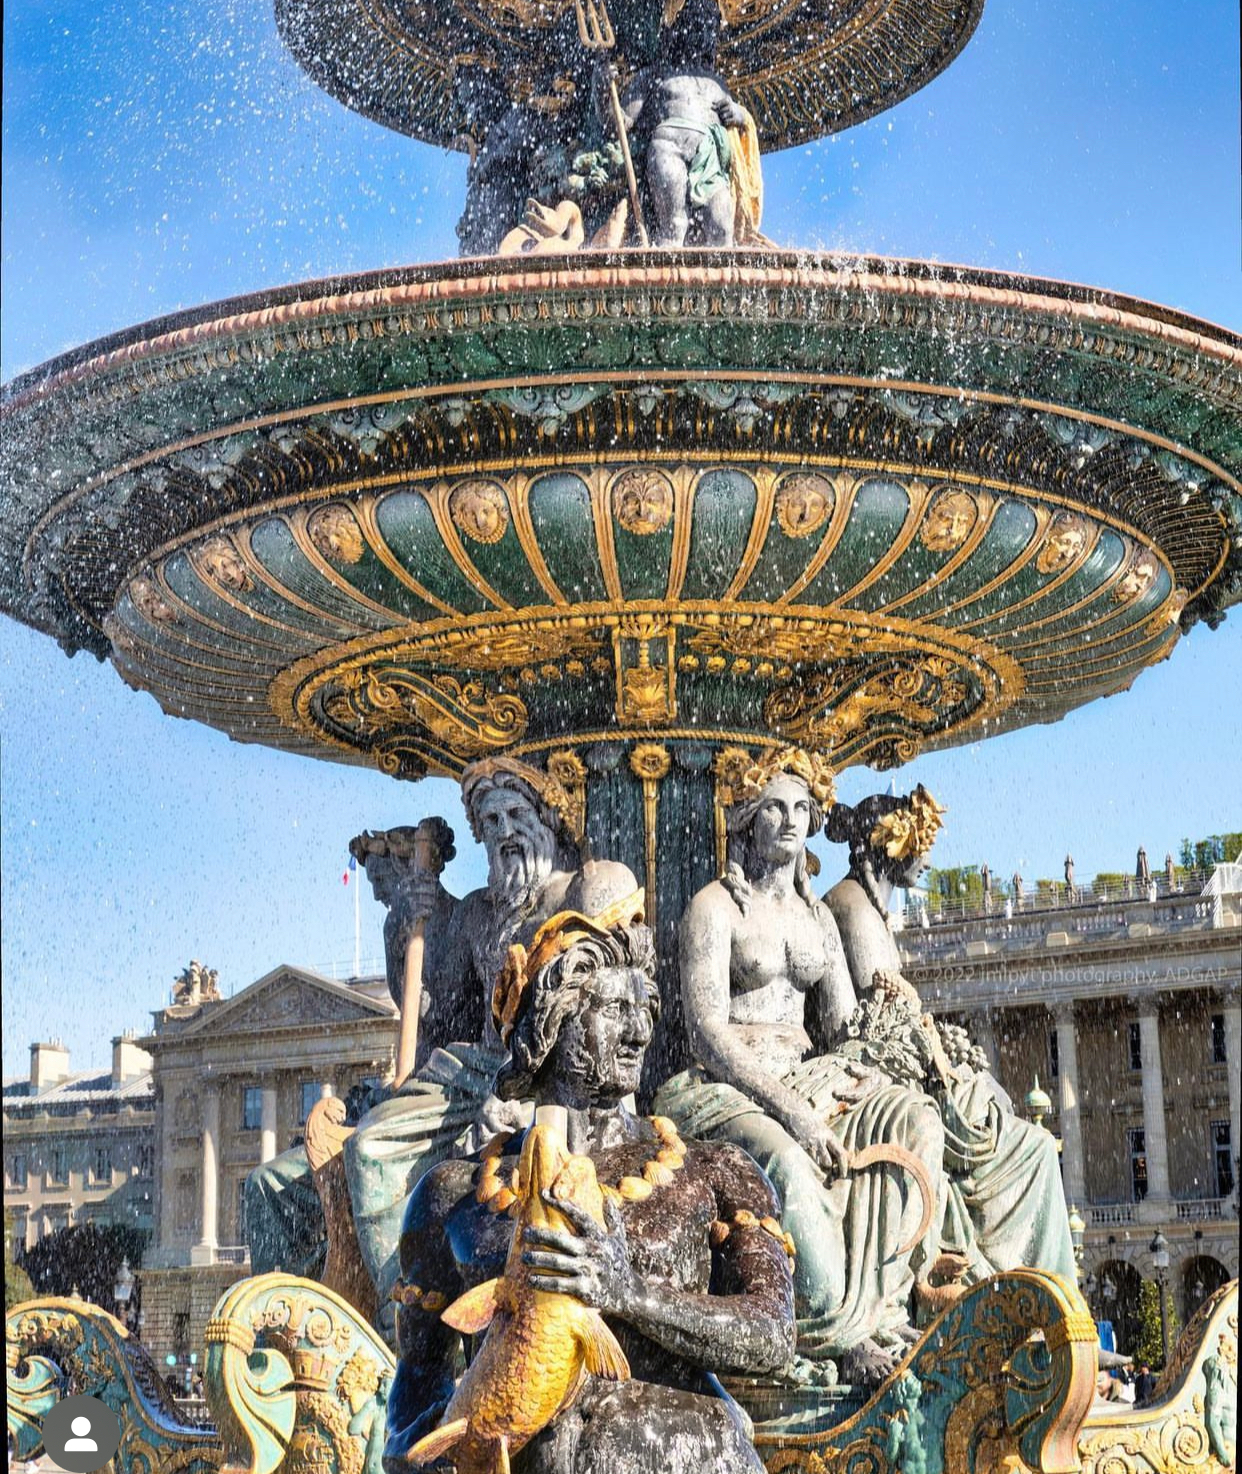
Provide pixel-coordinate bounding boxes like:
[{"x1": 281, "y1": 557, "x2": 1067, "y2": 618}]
[
  {"x1": 1, "y1": 254, "x2": 1237, "y2": 787},
  {"x1": 272, "y1": 0, "x2": 986, "y2": 155}
]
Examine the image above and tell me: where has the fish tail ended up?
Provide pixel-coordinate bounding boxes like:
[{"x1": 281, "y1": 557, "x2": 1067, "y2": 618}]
[{"x1": 406, "y1": 1416, "x2": 468, "y2": 1466}]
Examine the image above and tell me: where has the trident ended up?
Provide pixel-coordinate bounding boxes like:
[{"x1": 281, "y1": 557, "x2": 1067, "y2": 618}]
[{"x1": 574, "y1": 0, "x2": 650, "y2": 247}]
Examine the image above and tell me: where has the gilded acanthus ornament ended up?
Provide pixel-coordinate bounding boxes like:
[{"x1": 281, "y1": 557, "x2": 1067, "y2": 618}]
[
  {"x1": 919, "y1": 488, "x2": 979, "y2": 551},
  {"x1": 449, "y1": 479, "x2": 510, "y2": 544},
  {"x1": 309, "y1": 505, "x2": 366, "y2": 565},
  {"x1": 775, "y1": 473, "x2": 835, "y2": 538}
]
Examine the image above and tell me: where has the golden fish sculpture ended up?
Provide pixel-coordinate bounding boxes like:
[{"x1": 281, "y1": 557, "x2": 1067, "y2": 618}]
[{"x1": 407, "y1": 1124, "x2": 630, "y2": 1474}]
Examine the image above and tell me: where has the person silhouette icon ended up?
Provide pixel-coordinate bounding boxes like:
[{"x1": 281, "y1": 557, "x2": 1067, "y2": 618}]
[
  {"x1": 63, "y1": 1418, "x2": 97, "y2": 1452},
  {"x1": 43, "y1": 1392, "x2": 121, "y2": 1470}
]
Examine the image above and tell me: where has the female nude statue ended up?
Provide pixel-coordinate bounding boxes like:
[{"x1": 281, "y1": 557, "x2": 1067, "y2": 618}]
[
  {"x1": 823, "y1": 790, "x2": 1076, "y2": 1286},
  {"x1": 654, "y1": 748, "x2": 946, "y2": 1384}
]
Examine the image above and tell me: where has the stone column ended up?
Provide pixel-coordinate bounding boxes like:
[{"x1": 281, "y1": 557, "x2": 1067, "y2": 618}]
[
  {"x1": 1052, "y1": 1002, "x2": 1086, "y2": 1208},
  {"x1": 1137, "y1": 997, "x2": 1171, "y2": 1202},
  {"x1": 259, "y1": 1086, "x2": 278, "y2": 1165},
  {"x1": 193, "y1": 1085, "x2": 220, "y2": 1264},
  {"x1": 971, "y1": 1010, "x2": 1000, "y2": 1075},
  {"x1": 1223, "y1": 991, "x2": 1241, "y2": 1185}
]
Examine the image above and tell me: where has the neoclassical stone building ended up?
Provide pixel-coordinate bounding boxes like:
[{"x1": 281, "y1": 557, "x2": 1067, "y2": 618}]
[
  {"x1": 3, "y1": 1035, "x2": 155, "y2": 1253},
  {"x1": 901, "y1": 863, "x2": 1240, "y2": 1354},
  {"x1": 137, "y1": 963, "x2": 397, "y2": 1365}
]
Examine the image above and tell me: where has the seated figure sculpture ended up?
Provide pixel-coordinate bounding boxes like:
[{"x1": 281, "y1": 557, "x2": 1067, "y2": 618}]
[
  {"x1": 245, "y1": 755, "x2": 638, "y2": 1322},
  {"x1": 823, "y1": 789, "x2": 1076, "y2": 1287},
  {"x1": 653, "y1": 747, "x2": 947, "y2": 1384},
  {"x1": 386, "y1": 883, "x2": 796, "y2": 1474}
]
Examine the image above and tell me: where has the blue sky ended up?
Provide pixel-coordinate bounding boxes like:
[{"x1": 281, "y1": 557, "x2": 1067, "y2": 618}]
[{"x1": 2, "y1": 0, "x2": 1240, "y2": 1075}]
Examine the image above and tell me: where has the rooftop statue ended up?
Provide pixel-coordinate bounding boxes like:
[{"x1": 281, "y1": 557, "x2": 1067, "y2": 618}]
[
  {"x1": 386, "y1": 884, "x2": 795, "y2": 1474},
  {"x1": 170, "y1": 959, "x2": 220, "y2": 1007},
  {"x1": 653, "y1": 748, "x2": 945, "y2": 1386},
  {"x1": 823, "y1": 790, "x2": 1077, "y2": 1292},
  {"x1": 245, "y1": 755, "x2": 638, "y2": 1325}
]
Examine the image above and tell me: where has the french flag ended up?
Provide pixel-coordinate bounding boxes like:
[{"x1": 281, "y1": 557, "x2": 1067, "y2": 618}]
[{"x1": 342, "y1": 853, "x2": 357, "y2": 885}]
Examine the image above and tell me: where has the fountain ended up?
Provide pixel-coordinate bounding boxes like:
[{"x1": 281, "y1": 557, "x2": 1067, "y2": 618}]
[{"x1": 4, "y1": 2, "x2": 1239, "y2": 1472}]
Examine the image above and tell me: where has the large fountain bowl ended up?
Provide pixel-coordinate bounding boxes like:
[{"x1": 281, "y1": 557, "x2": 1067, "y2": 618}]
[{"x1": 2, "y1": 251, "x2": 1238, "y2": 780}]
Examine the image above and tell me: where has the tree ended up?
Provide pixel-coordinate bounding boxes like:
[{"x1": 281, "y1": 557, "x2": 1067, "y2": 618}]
[
  {"x1": 21, "y1": 1222, "x2": 149, "y2": 1309},
  {"x1": 1132, "y1": 1278, "x2": 1180, "y2": 1370},
  {"x1": 4, "y1": 1211, "x2": 34, "y2": 1311}
]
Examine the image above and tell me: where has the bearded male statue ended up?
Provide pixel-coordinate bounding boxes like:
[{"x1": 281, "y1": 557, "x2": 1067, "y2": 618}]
[{"x1": 245, "y1": 755, "x2": 638, "y2": 1329}]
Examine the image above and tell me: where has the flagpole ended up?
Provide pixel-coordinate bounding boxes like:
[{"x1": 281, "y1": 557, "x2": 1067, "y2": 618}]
[{"x1": 353, "y1": 861, "x2": 361, "y2": 978}]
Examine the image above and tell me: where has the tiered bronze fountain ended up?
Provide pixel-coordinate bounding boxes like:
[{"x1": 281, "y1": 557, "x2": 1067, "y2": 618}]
[{"x1": 4, "y1": 2, "x2": 1239, "y2": 1471}]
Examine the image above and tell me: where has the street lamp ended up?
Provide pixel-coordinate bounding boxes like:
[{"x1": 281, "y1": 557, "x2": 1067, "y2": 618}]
[
  {"x1": 1149, "y1": 1230, "x2": 1170, "y2": 1366},
  {"x1": 1067, "y1": 1206, "x2": 1086, "y2": 1285},
  {"x1": 113, "y1": 1256, "x2": 135, "y2": 1314}
]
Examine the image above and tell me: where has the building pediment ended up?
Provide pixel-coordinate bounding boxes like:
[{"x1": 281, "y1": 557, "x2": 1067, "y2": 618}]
[{"x1": 152, "y1": 965, "x2": 394, "y2": 1045}]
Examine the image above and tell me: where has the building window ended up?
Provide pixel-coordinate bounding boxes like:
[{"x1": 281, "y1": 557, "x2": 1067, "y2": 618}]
[
  {"x1": 1211, "y1": 1120, "x2": 1234, "y2": 1199},
  {"x1": 1128, "y1": 1022, "x2": 1143, "y2": 1072},
  {"x1": 1048, "y1": 1029, "x2": 1060, "y2": 1079},
  {"x1": 138, "y1": 1144, "x2": 154, "y2": 1178},
  {"x1": 242, "y1": 1087, "x2": 263, "y2": 1131},
  {"x1": 1128, "y1": 1127, "x2": 1148, "y2": 1201},
  {"x1": 93, "y1": 1147, "x2": 112, "y2": 1183},
  {"x1": 1210, "y1": 1013, "x2": 1227, "y2": 1064},
  {"x1": 173, "y1": 1311, "x2": 190, "y2": 1355},
  {"x1": 9, "y1": 1153, "x2": 27, "y2": 1189},
  {"x1": 298, "y1": 1082, "x2": 320, "y2": 1125},
  {"x1": 176, "y1": 1170, "x2": 196, "y2": 1231},
  {"x1": 49, "y1": 1148, "x2": 67, "y2": 1184}
]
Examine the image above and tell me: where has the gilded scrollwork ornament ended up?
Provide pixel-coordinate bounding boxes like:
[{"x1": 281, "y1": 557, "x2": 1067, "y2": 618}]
[{"x1": 323, "y1": 666, "x2": 528, "y2": 758}]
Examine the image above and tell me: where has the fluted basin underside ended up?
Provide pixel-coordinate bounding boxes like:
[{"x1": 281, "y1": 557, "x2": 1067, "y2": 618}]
[{"x1": 2, "y1": 251, "x2": 1238, "y2": 779}]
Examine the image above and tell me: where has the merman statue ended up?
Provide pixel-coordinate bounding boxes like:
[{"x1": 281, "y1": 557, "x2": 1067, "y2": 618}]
[
  {"x1": 385, "y1": 882, "x2": 796, "y2": 1474},
  {"x1": 654, "y1": 747, "x2": 946, "y2": 1385}
]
